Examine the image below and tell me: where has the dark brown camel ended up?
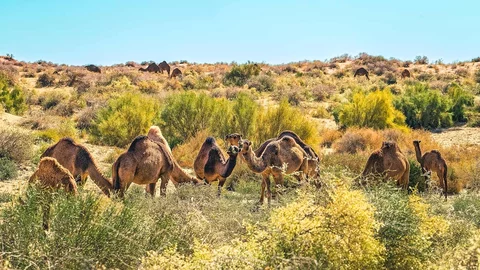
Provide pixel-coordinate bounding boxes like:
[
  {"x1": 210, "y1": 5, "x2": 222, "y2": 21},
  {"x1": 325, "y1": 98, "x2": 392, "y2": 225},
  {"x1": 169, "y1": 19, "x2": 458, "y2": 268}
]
[
  {"x1": 413, "y1": 140, "x2": 448, "y2": 200},
  {"x1": 159, "y1": 61, "x2": 171, "y2": 76},
  {"x1": 354, "y1": 67, "x2": 370, "y2": 80},
  {"x1": 85, "y1": 65, "x2": 101, "y2": 73},
  {"x1": 170, "y1": 68, "x2": 182, "y2": 79},
  {"x1": 401, "y1": 69, "x2": 411, "y2": 79},
  {"x1": 139, "y1": 63, "x2": 160, "y2": 73}
]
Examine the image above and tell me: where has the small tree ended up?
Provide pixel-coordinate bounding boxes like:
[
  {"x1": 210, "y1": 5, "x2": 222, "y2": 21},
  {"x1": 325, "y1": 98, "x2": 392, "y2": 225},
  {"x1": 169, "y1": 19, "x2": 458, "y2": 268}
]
[
  {"x1": 447, "y1": 83, "x2": 474, "y2": 122},
  {"x1": 223, "y1": 62, "x2": 261, "y2": 86},
  {"x1": 0, "y1": 78, "x2": 27, "y2": 115}
]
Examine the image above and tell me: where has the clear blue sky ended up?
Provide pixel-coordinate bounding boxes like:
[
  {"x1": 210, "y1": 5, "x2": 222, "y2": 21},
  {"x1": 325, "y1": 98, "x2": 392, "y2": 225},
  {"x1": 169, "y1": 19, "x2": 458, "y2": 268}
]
[{"x1": 1, "y1": 0, "x2": 478, "y2": 65}]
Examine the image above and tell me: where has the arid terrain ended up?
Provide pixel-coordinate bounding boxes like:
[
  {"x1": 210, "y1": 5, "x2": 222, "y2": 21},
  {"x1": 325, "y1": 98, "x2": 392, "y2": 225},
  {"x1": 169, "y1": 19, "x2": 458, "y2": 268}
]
[{"x1": 1, "y1": 54, "x2": 480, "y2": 269}]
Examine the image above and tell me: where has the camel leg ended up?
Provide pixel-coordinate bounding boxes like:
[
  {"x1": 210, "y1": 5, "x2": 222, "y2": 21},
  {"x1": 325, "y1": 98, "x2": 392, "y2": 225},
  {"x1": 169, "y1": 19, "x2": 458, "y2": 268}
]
[
  {"x1": 437, "y1": 170, "x2": 447, "y2": 200},
  {"x1": 259, "y1": 174, "x2": 268, "y2": 205},
  {"x1": 217, "y1": 177, "x2": 226, "y2": 197},
  {"x1": 146, "y1": 183, "x2": 156, "y2": 197},
  {"x1": 266, "y1": 176, "x2": 272, "y2": 206},
  {"x1": 159, "y1": 174, "x2": 169, "y2": 196},
  {"x1": 273, "y1": 173, "x2": 284, "y2": 200}
]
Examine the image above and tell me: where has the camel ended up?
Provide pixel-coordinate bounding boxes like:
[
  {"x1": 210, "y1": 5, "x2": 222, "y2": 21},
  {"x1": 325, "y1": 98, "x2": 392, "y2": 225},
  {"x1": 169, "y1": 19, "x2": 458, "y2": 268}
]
[
  {"x1": 112, "y1": 136, "x2": 174, "y2": 198},
  {"x1": 413, "y1": 140, "x2": 448, "y2": 200},
  {"x1": 362, "y1": 141, "x2": 409, "y2": 190},
  {"x1": 139, "y1": 63, "x2": 160, "y2": 73},
  {"x1": 147, "y1": 126, "x2": 202, "y2": 187},
  {"x1": 170, "y1": 68, "x2": 182, "y2": 79},
  {"x1": 401, "y1": 69, "x2": 411, "y2": 79},
  {"x1": 193, "y1": 137, "x2": 239, "y2": 195},
  {"x1": 41, "y1": 138, "x2": 112, "y2": 195},
  {"x1": 240, "y1": 136, "x2": 309, "y2": 204},
  {"x1": 159, "y1": 61, "x2": 171, "y2": 76},
  {"x1": 250, "y1": 130, "x2": 320, "y2": 179},
  {"x1": 85, "y1": 64, "x2": 101, "y2": 73},
  {"x1": 354, "y1": 67, "x2": 370, "y2": 80},
  {"x1": 29, "y1": 157, "x2": 78, "y2": 230}
]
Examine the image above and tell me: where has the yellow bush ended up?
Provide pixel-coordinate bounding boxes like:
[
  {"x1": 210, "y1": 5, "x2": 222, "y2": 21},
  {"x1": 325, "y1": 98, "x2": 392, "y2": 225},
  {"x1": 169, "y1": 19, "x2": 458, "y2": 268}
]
[{"x1": 339, "y1": 89, "x2": 406, "y2": 129}]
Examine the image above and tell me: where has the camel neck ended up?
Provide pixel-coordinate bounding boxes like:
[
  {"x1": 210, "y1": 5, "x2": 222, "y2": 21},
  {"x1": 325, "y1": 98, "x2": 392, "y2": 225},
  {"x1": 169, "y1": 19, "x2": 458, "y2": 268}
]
[
  {"x1": 87, "y1": 164, "x2": 112, "y2": 196},
  {"x1": 220, "y1": 155, "x2": 238, "y2": 178},
  {"x1": 414, "y1": 143, "x2": 423, "y2": 164},
  {"x1": 243, "y1": 149, "x2": 268, "y2": 173}
]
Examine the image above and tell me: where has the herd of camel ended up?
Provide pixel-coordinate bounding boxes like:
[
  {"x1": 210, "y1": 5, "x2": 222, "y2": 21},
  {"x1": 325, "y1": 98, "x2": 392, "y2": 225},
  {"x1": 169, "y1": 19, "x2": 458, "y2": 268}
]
[
  {"x1": 85, "y1": 61, "x2": 182, "y2": 78},
  {"x1": 354, "y1": 67, "x2": 411, "y2": 80},
  {"x1": 28, "y1": 126, "x2": 448, "y2": 229}
]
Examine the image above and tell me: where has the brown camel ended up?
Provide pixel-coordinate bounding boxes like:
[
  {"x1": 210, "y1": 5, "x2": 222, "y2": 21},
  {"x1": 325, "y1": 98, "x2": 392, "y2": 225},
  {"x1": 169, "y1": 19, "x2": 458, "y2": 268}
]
[
  {"x1": 41, "y1": 138, "x2": 112, "y2": 195},
  {"x1": 250, "y1": 130, "x2": 320, "y2": 179},
  {"x1": 413, "y1": 140, "x2": 448, "y2": 200},
  {"x1": 139, "y1": 63, "x2": 160, "y2": 73},
  {"x1": 29, "y1": 157, "x2": 78, "y2": 230},
  {"x1": 170, "y1": 68, "x2": 182, "y2": 79},
  {"x1": 85, "y1": 64, "x2": 101, "y2": 73},
  {"x1": 354, "y1": 67, "x2": 370, "y2": 80},
  {"x1": 159, "y1": 61, "x2": 171, "y2": 76},
  {"x1": 112, "y1": 136, "x2": 174, "y2": 198},
  {"x1": 147, "y1": 126, "x2": 202, "y2": 187},
  {"x1": 241, "y1": 136, "x2": 309, "y2": 204},
  {"x1": 401, "y1": 69, "x2": 411, "y2": 78},
  {"x1": 362, "y1": 141, "x2": 409, "y2": 190},
  {"x1": 193, "y1": 137, "x2": 239, "y2": 195}
]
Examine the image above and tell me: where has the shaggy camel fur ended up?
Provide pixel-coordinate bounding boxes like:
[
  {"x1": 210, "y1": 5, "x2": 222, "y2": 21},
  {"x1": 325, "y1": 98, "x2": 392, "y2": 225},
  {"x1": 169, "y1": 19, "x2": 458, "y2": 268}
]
[
  {"x1": 147, "y1": 126, "x2": 202, "y2": 188},
  {"x1": 85, "y1": 64, "x2": 101, "y2": 73},
  {"x1": 401, "y1": 69, "x2": 411, "y2": 79},
  {"x1": 112, "y1": 136, "x2": 174, "y2": 197},
  {"x1": 413, "y1": 140, "x2": 448, "y2": 200},
  {"x1": 354, "y1": 67, "x2": 370, "y2": 80},
  {"x1": 362, "y1": 141, "x2": 410, "y2": 189},
  {"x1": 29, "y1": 157, "x2": 78, "y2": 230},
  {"x1": 170, "y1": 68, "x2": 182, "y2": 79},
  {"x1": 158, "y1": 61, "x2": 171, "y2": 76},
  {"x1": 251, "y1": 131, "x2": 320, "y2": 179},
  {"x1": 41, "y1": 138, "x2": 112, "y2": 195},
  {"x1": 139, "y1": 63, "x2": 160, "y2": 73},
  {"x1": 194, "y1": 137, "x2": 239, "y2": 195},
  {"x1": 241, "y1": 136, "x2": 309, "y2": 204}
]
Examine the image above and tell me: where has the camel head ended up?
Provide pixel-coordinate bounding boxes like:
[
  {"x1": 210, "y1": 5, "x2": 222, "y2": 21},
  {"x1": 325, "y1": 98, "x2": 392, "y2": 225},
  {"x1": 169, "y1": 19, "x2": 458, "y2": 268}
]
[
  {"x1": 413, "y1": 140, "x2": 421, "y2": 145},
  {"x1": 240, "y1": 140, "x2": 252, "y2": 155},
  {"x1": 225, "y1": 133, "x2": 243, "y2": 147},
  {"x1": 227, "y1": 145, "x2": 240, "y2": 156},
  {"x1": 381, "y1": 141, "x2": 399, "y2": 152}
]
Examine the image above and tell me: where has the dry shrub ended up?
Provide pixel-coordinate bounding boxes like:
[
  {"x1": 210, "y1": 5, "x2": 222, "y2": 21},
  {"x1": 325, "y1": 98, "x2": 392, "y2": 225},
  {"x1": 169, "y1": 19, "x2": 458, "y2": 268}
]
[
  {"x1": 138, "y1": 80, "x2": 162, "y2": 94},
  {"x1": 319, "y1": 128, "x2": 342, "y2": 147},
  {"x1": 0, "y1": 65, "x2": 19, "y2": 86},
  {"x1": 310, "y1": 84, "x2": 336, "y2": 101},
  {"x1": 172, "y1": 130, "x2": 226, "y2": 168},
  {"x1": 333, "y1": 128, "x2": 383, "y2": 154},
  {"x1": 0, "y1": 126, "x2": 34, "y2": 162}
]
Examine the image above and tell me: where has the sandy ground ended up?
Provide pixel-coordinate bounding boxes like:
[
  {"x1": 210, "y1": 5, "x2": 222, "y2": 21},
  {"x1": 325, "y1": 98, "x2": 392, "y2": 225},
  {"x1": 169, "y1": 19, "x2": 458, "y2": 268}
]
[{"x1": 430, "y1": 127, "x2": 480, "y2": 147}]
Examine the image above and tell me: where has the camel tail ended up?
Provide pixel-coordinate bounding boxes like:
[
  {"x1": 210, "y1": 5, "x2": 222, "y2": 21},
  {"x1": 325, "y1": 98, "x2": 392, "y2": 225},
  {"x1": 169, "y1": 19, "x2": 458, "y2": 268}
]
[
  {"x1": 443, "y1": 163, "x2": 448, "y2": 200},
  {"x1": 112, "y1": 159, "x2": 121, "y2": 191}
]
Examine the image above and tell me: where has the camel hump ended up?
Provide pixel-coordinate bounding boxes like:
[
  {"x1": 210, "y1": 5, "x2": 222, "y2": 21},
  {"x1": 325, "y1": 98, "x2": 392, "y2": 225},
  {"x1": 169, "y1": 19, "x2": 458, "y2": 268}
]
[
  {"x1": 204, "y1": 148, "x2": 222, "y2": 175},
  {"x1": 41, "y1": 137, "x2": 76, "y2": 158},
  {"x1": 205, "y1": 137, "x2": 216, "y2": 145},
  {"x1": 431, "y1": 150, "x2": 442, "y2": 158},
  {"x1": 128, "y1": 135, "x2": 148, "y2": 152},
  {"x1": 75, "y1": 146, "x2": 93, "y2": 172}
]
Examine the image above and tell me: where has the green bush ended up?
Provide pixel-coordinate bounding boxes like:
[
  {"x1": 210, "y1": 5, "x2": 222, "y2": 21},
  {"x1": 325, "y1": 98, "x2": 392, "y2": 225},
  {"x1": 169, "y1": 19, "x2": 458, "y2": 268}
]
[
  {"x1": 223, "y1": 62, "x2": 261, "y2": 86},
  {"x1": 90, "y1": 92, "x2": 160, "y2": 147},
  {"x1": 231, "y1": 92, "x2": 258, "y2": 138},
  {"x1": 0, "y1": 78, "x2": 27, "y2": 115},
  {"x1": 394, "y1": 83, "x2": 453, "y2": 129},
  {"x1": 414, "y1": 56, "x2": 429, "y2": 65},
  {"x1": 0, "y1": 157, "x2": 17, "y2": 180},
  {"x1": 408, "y1": 159, "x2": 426, "y2": 192},
  {"x1": 338, "y1": 89, "x2": 406, "y2": 129},
  {"x1": 447, "y1": 83, "x2": 474, "y2": 122}
]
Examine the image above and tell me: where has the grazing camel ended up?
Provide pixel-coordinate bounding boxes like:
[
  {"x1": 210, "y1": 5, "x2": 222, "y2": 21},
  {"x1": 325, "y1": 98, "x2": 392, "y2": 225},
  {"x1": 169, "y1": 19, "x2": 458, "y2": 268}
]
[
  {"x1": 354, "y1": 67, "x2": 370, "y2": 80},
  {"x1": 29, "y1": 157, "x2": 78, "y2": 230},
  {"x1": 139, "y1": 63, "x2": 160, "y2": 73},
  {"x1": 362, "y1": 141, "x2": 410, "y2": 190},
  {"x1": 85, "y1": 64, "x2": 101, "y2": 73},
  {"x1": 170, "y1": 68, "x2": 182, "y2": 79},
  {"x1": 401, "y1": 69, "x2": 411, "y2": 79},
  {"x1": 413, "y1": 140, "x2": 448, "y2": 200},
  {"x1": 193, "y1": 137, "x2": 239, "y2": 195},
  {"x1": 241, "y1": 136, "x2": 309, "y2": 204},
  {"x1": 112, "y1": 136, "x2": 174, "y2": 198},
  {"x1": 147, "y1": 126, "x2": 202, "y2": 187},
  {"x1": 225, "y1": 133, "x2": 243, "y2": 147},
  {"x1": 249, "y1": 130, "x2": 320, "y2": 178},
  {"x1": 41, "y1": 138, "x2": 112, "y2": 195},
  {"x1": 158, "y1": 61, "x2": 171, "y2": 76}
]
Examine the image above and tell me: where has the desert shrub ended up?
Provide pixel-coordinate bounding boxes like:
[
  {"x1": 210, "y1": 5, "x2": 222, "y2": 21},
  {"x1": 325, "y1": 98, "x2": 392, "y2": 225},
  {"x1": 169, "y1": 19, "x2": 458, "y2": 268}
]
[
  {"x1": 447, "y1": 83, "x2": 474, "y2": 122},
  {"x1": 414, "y1": 55, "x2": 429, "y2": 65},
  {"x1": 312, "y1": 106, "x2": 330, "y2": 118},
  {"x1": 338, "y1": 89, "x2": 406, "y2": 129},
  {"x1": 223, "y1": 62, "x2": 261, "y2": 86},
  {"x1": 231, "y1": 92, "x2": 258, "y2": 138},
  {"x1": 90, "y1": 92, "x2": 160, "y2": 147},
  {"x1": 247, "y1": 74, "x2": 275, "y2": 92},
  {"x1": 454, "y1": 68, "x2": 469, "y2": 77},
  {"x1": 36, "y1": 119, "x2": 78, "y2": 143},
  {"x1": 138, "y1": 80, "x2": 161, "y2": 94},
  {"x1": 0, "y1": 126, "x2": 33, "y2": 162},
  {"x1": 394, "y1": 83, "x2": 453, "y2": 129},
  {"x1": 472, "y1": 57, "x2": 480, "y2": 62},
  {"x1": 319, "y1": 128, "x2": 342, "y2": 147},
  {"x1": 75, "y1": 106, "x2": 98, "y2": 130},
  {"x1": 417, "y1": 72, "x2": 433, "y2": 81},
  {"x1": 474, "y1": 68, "x2": 480, "y2": 84},
  {"x1": 408, "y1": 159, "x2": 426, "y2": 192},
  {"x1": 0, "y1": 65, "x2": 18, "y2": 86},
  {"x1": 0, "y1": 78, "x2": 27, "y2": 115},
  {"x1": 38, "y1": 90, "x2": 70, "y2": 110},
  {"x1": 36, "y1": 73, "x2": 55, "y2": 87},
  {"x1": 333, "y1": 128, "x2": 383, "y2": 154},
  {"x1": 255, "y1": 99, "x2": 318, "y2": 146},
  {"x1": 382, "y1": 72, "x2": 397, "y2": 85},
  {"x1": 310, "y1": 84, "x2": 335, "y2": 101},
  {"x1": 0, "y1": 157, "x2": 17, "y2": 180},
  {"x1": 452, "y1": 193, "x2": 480, "y2": 227}
]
